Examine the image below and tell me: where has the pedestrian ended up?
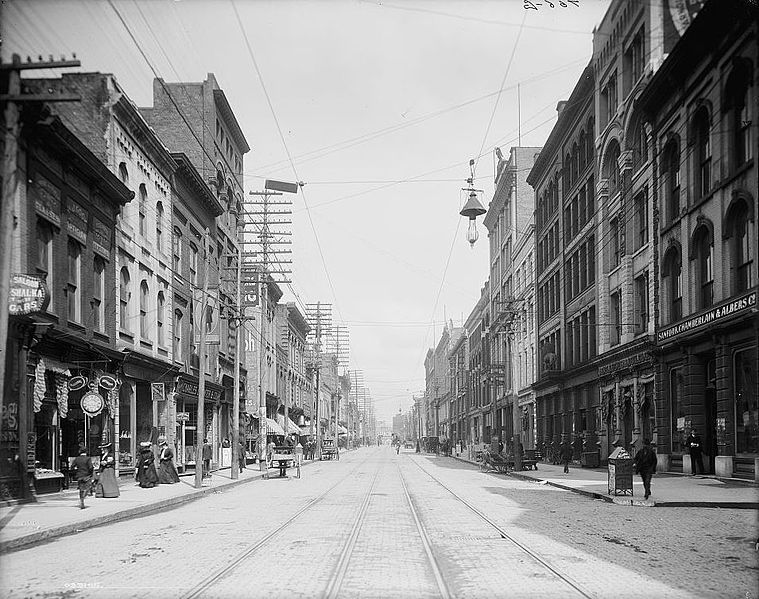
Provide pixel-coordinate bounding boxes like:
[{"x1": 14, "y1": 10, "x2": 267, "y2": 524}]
[
  {"x1": 72, "y1": 444, "x2": 93, "y2": 509},
  {"x1": 202, "y1": 438, "x2": 213, "y2": 478},
  {"x1": 559, "y1": 441, "x2": 572, "y2": 474},
  {"x1": 137, "y1": 441, "x2": 159, "y2": 488},
  {"x1": 95, "y1": 442, "x2": 119, "y2": 498},
  {"x1": 633, "y1": 438, "x2": 657, "y2": 500},
  {"x1": 685, "y1": 429, "x2": 705, "y2": 475},
  {"x1": 157, "y1": 437, "x2": 180, "y2": 484},
  {"x1": 238, "y1": 439, "x2": 247, "y2": 473}
]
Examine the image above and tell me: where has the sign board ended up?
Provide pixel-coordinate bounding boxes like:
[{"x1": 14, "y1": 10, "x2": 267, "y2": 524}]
[
  {"x1": 265, "y1": 179, "x2": 299, "y2": 194},
  {"x1": 241, "y1": 273, "x2": 259, "y2": 317},
  {"x1": 151, "y1": 382, "x2": 165, "y2": 403},
  {"x1": 176, "y1": 412, "x2": 190, "y2": 422},
  {"x1": 193, "y1": 288, "x2": 220, "y2": 345},
  {"x1": 26, "y1": 432, "x2": 37, "y2": 472},
  {"x1": 657, "y1": 291, "x2": 756, "y2": 343},
  {"x1": 81, "y1": 391, "x2": 105, "y2": 417},
  {"x1": 176, "y1": 379, "x2": 222, "y2": 402},
  {"x1": 677, "y1": 417, "x2": 686, "y2": 430},
  {"x1": 9, "y1": 274, "x2": 49, "y2": 315}
]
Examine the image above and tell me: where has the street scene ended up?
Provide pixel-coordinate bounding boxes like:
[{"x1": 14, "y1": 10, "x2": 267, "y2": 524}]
[
  {"x1": 1, "y1": 446, "x2": 757, "y2": 598},
  {"x1": 1, "y1": 0, "x2": 759, "y2": 597}
]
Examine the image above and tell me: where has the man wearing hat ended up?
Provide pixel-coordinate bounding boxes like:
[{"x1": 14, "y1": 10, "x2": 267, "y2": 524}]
[
  {"x1": 71, "y1": 444, "x2": 93, "y2": 509},
  {"x1": 157, "y1": 436, "x2": 180, "y2": 484},
  {"x1": 96, "y1": 442, "x2": 120, "y2": 498}
]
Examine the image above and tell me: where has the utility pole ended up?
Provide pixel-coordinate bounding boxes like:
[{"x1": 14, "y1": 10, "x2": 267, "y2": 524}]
[
  {"x1": 0, "y1": 53, "x2": 80, "y2": 440},
  {"x1": 306, "y1": 302, "x2": 331, "y2": 460},
  {"x1": 330, "y1": 325, "x2": 349, "y2": 457},
  {"x1": 231, "y1": 247, "x2": 242, "y2": 480},
  {"x1": 194, "y1": 230, "x2": 211, "y2": 489}
]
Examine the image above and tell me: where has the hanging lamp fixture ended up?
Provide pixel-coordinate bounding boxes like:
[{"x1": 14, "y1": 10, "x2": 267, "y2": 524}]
[{"x1": 459, "y1": 159, "x2": 486, "y2": 247}]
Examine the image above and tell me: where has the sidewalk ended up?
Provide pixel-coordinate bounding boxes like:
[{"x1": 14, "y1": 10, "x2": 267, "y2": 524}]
[
  {"x1": 0, "y1": 459, "x2": 305, "y2": 555},
  {"x1": 448, "y1": 454, "x2": 759, "y2": 509}
]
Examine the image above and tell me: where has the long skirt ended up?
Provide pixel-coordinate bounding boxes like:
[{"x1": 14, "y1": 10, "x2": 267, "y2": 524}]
[
  {"x1": 158, "y1": 459, "x2": 180, "y2": 484},
  {"x1": 96, "y1": 467, "x2": 120, "y2": 498},
  {"x1": 138, "y1": 463, "x2": 159, "y2": 488}
]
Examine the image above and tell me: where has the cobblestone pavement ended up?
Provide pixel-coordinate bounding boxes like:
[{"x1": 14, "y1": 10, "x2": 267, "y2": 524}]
[{"x1": 0, "y1": 447, "x2": 756, "y2": 599}]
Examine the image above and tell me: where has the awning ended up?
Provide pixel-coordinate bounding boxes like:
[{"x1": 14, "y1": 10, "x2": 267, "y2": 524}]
[
  {"x1": 338, "y1": 425, "x2": 348, "y2": 435},
  {"x1": 265, "y1": 418, "x2": 285, "y2": 435},
  {"x1": 300, "y1": 426, "x2": 313, "y2": 436},
  {"x1": 276, "y1": 414, "x2": 301, "y2": 434}
]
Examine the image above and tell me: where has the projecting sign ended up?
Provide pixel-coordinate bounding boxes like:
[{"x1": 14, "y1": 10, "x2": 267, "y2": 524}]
[
  {"x1": 264, "y1": 179, "x2": 299, "y2": 194},
  {"x1": 176, "y1": 412, "x2": 190, "y2": 422},
  {"x1": 8, "y1": 274, "x2": 49, "y2": 315}
]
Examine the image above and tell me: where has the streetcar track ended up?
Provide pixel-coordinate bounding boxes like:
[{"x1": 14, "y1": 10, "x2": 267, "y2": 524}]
[
  {"x1": 407, "y1": 455, "x2": 598, "y2": 599},
  {"x1": 180, "y1": 451, "x2": 376, "y2": 599}
]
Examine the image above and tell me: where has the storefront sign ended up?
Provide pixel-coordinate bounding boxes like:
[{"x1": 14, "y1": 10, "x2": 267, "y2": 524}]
[
  {"x1": 598, "y1": 351, "x2": 653, "y2": 377},
  {"x1": 80, "y1": 391, "x2": 105, "y2": 417},
  {"x1": 26, "y1": 432, "x2": 36, "y2": 473},
  {"x1": 176, "y1": 412, "x2": 189, "y2": 422},
  {"x1": 176, "y1": 379, "x2": 222, "y2": 402},
  {"x1": 33, "y1": 173, "x2": 62, "y2": 227},
  {"x1": 8, "y1": 274, "x2": 50, "y2": 315},
  {"x1": 657, "y1": 291, "x2": 757, "y2": 343},
  {"x1": 151, "y1": 382, "x2": 165, "y2": 403}
]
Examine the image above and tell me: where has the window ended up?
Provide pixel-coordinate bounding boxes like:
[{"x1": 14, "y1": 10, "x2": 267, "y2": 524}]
[
  {"x1": 725, "y1": 61, "x2": 752, "y2": 170},
  {"x1": 36, "y1": 220, "x2": 54, "y2": 309},
  {"x1": 633, "y1": 190, "x2": 648, "y2": 250},
  {"x1": 67, "y1": 239, "x2": 81, "y2": 323},
  {"x1": 173, "y1": 228, "x2": 182, "y2": 276},
  {"x1": 632, "y1": 120, "x2": 647, "y2": 170},
  {"x1": 156, "y1": 202, "x2": 164, "y2": 254},
  {"x1": 663, "y1": 140, "x2": 680, "y2": 223},
  {"x1": 604, "y1": 141, "x2": 621, "y2": 196},
  {"x1": 663, "y1": 248, "x2": 682, "y2": 322},
  {"x1": 174, "y1": 309, "x2": 183, "y2": 362},
  {"x1": 735, "y1": 348, "x2": 758, "y2": 454},
  {"x1": 140, "y1": 280, "x2": 150, "y2": 338},
  {"x1": 118, "y1": 162, "x2": 129, "y2": 185},
  {"x1": 119, "y1": 267, "x2": 131, "y2": 330},
  {"x1": 138, "y1": 184, "x2": 147, "y2": 237},
  {"x1": 634, "y1": 272, "x2": 649, "y2": 335},
  {"x1": 157, "y1": 291, "x2": 165, "y2": 346},
  {"x1": 609, "y1": 291, "x2": 621, "y2": 346},
  {"x1": 579, "y1": 130, "x2": 587, "y2": 172},
  {"x1": 693, "y1": 108, "x2": 711, "y2": 198},
  {"x1": 93, "y1": 256, "x2": 105, "y2": 332},
  {"x1": 693, "y1": 225, "x2": 713, "y2": 309},
  {"x1": 610, "y1": 217, "x2": 621, "y2": 268},
  {"x1": 727, "y1": 201, "x2": 754, "y2": 293},
  {"x1": 189, "y1": 243, "x2": 198, "y2": 286},
  {"x1": 624, "y1": 29, "x2": 644, "y2": 95}
]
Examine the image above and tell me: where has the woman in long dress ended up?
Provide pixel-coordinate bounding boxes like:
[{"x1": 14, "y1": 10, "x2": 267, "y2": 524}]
[
  {"x1": 96, "y1": 443, "x2": 120, "y2": 498},
  {"x1": 157, "y1": 437, "x2": 180, "y2": 484},
  {"x1": 136, "y1": 441, "x2": 159, "y2": 488}
]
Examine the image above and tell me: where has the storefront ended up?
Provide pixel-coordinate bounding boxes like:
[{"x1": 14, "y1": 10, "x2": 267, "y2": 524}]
[
  {"x1": 173, "y1": 375, "x2": 223, "y2": 472},
  {"x1": 657, "y1": 289, "x2": 758, "y2": 478}
]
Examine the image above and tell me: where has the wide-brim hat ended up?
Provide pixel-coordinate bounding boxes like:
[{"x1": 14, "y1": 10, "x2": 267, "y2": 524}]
[
  {"x1": 157, "y1": 436, "x2": 167, "y2": 444},
  {"x1": 139, "y1": 441, "x2": 152, "y2": 448}
]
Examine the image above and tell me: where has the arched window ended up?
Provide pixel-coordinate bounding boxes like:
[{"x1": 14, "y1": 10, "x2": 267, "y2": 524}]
[
  {"x1": 93, "y1": 256, "x2": 105, "y2": 332},
  {"x1": 174, "y1": 309, "x2": 183, "y2": 362},
  {"x1": 67, "y1": 239, "x2": 81, "y2": 323},
  {"x1": 140, "y1": 280, "x2": 150, "y2": 338},
  {"x1": 563, "y1": 153, "x2": 571, "y2": 195},
  {"x1": 571, "y1": 142, "x2": 579, "y2": 183},
  {"x1": 119, "y1": 267, "x2": 130, "y2": 330},
  {"x1": 725, "y1": 61, "x2": 752, "y2": 170},
  {"x1": 157, "y1": 290, "x2": 165, "y2": 346},
  {"x1": 604, "y1": 140, "x2": 621, "y2": 196},
  {"x1": 587, "y1": 117, "x2": 595, "y2": 163},
  {"x1": 156, "y1": 201, "x2": 164, "y2": 254},
  {"x1": 726, "y1": 199, "x2": 754, "y2": 293},
  {"x1": 579, "y1": 130, "x2": 587, "y2": 172},
  {"x1": 662, "y1": 139, "x2": 680, "y2": 223},
  {"x1": 692, "y1": 225, "x2": 713, "y2": 309},
  {"x1": 138, "y1": 183, "x2": 147, "y2": 236},
  {"x1": 119, "y1": 162, "x2": 129, "y2": 185},
  {"x1": 663, "y1": 247, "x2": 682, "y2": 322},
  {"x1": 632, "y1": 120, "x2": 648, "y2": 170},
  {"x1": 693, "y1": 107, "x2": 711, "y2": 198}
]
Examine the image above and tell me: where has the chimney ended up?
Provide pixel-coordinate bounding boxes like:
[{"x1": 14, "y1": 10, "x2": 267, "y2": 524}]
[{"x1": 556, "y1": 100, "x2": 568, "y2": 116}]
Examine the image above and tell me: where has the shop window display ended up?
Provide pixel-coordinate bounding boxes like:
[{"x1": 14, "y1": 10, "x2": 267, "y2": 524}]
[
  {"x1": 735, "y1": 348, "x2": 758, "y2": 454},
  {"x1": 119, "y1": 384, "x2": 133, "y2": 468}
]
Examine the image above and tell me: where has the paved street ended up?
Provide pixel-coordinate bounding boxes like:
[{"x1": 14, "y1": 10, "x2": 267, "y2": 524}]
[{"x1": 0, "y1": 447, "x2": 757, "y2": 599}]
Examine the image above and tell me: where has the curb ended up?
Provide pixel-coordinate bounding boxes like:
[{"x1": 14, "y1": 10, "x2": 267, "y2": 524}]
[{"x1": 0, "y1": 469, "x2": 267, "y2": 555}]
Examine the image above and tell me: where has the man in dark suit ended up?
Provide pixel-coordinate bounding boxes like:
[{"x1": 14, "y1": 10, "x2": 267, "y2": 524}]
[
  {"x1": 686, "y1": 429, "x2": 705, "y2": 475},
  {"x1": 72, "y1": 444, "x2": 93, "y2": 509},
  {"x1": 634, "y1": 439, "x2": 657, "y2": 500}
]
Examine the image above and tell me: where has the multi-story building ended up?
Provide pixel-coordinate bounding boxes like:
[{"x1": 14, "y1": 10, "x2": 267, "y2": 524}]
[
  {"x1": 448, "y1": 327, "x2": 468, "y2": 448},
  {"x1": 639, "y1": 0, "x2": 758, "y2": 478},
  {"x1": 484, "y1": 146, "x2": 541, "y2": 453},
  {"x1": 464, "y1": 283, "x2": 490, "y2": 449},
  {"x1": 528, "y1": 67, "x2": 598, "y2": 463},
  {"x1": 424, "y1": 324, "x2": 460, "y2": 442},
  {"x1": 2, "y1": 99, "x2": 132, "y2": 498}
]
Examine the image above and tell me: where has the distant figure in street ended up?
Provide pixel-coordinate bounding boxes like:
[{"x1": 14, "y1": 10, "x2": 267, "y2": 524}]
[
  {"x1": 416, "y1": 439, "x2": 421, "y2": 453},
  {"x1": 137, "y1": 441, "x2": 159, "y2": 488},
  {"x1": 239, "y1": 439, "x2": 247, "y2": 473},
  {"x1": 72, "y1": 444, "x2": 93, "y2": 509},
  {"x1": 202, "y1": 438, "x2": 213, "y2": 478},
  {"x1": 559, "y1": 442, "x2": 572, "y2": 474},
  {"x1": 633, "y1": 438, "x2": 657, "y2": 500},
  {"x1": 96, "y1": 443, "x2": 119, "y2": 498},
  {"x1": 157, "y1": 437, "x2": 180, "y2": 484},
  {"x1": 686, "y1": 429, "x2": 704, "y2": 475}
]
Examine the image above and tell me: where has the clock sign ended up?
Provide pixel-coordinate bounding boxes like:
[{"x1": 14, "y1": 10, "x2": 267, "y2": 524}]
[{"x1": 80, "y1": 391, "x2": 105, "y2": 417}]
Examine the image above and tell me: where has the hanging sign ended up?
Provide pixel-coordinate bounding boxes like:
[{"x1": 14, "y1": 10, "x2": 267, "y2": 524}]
[
  {"x1": 9, "y1": 274, "x2": 50, "y2": 316},
  {"x1": 176, "y1": 412, "x2": 190, "y2": 422},
  {"x1": 80, "y1": 391, "x2": 105, "y2": 417},
  {"x1": 26, "y1": 432, "x2": 37, "y2": 472}
]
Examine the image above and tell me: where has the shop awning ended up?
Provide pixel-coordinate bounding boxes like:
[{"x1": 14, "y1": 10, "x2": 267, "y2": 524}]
[
  {"x1": 300, "y1": 426, "x2": 313, "y2": 436},
  {"x1": 265, "y1": 418, "x2": 285, "y2": 435},
  {"x1": 338, "y1": 425, "x2": 348, "y2": 435},
  {"x1": 276, "y1": 414, "x2": 302, "y2": 434}
]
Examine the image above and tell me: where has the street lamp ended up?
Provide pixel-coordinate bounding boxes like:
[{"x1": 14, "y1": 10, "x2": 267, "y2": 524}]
[{"x1": 459, "y1": 159, "x2": 486, "y2": 247}]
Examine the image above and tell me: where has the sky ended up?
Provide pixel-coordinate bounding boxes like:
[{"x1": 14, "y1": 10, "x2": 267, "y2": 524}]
[{"x1": 3, "y1": 0, "x2": 613, "y2": 423}]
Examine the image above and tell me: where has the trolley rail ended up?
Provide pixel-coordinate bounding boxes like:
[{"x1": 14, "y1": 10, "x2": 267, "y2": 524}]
[{"x1": 406, "y1": 455, "x2": 598, "y2": 599}]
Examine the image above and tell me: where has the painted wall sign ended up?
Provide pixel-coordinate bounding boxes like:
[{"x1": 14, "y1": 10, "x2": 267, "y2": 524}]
[
  {"x1": 176, "y1": 379, "x2": 222, "y2": 402},
  {"x1": 33, "y1": 173, "x2": 62, "y2": 227},
  {"x1": 598, "y1": 351, "x2": 653, "y2": 377},
  {"x1": 657, "y1": 291, "x2": 757, "y2": 343},
  {"x1": 26, "y1": 432, "x2": 37, "y2": 473},
  {"x1": 8, "y1": 274, "x2": 50, "y2": 315}
]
